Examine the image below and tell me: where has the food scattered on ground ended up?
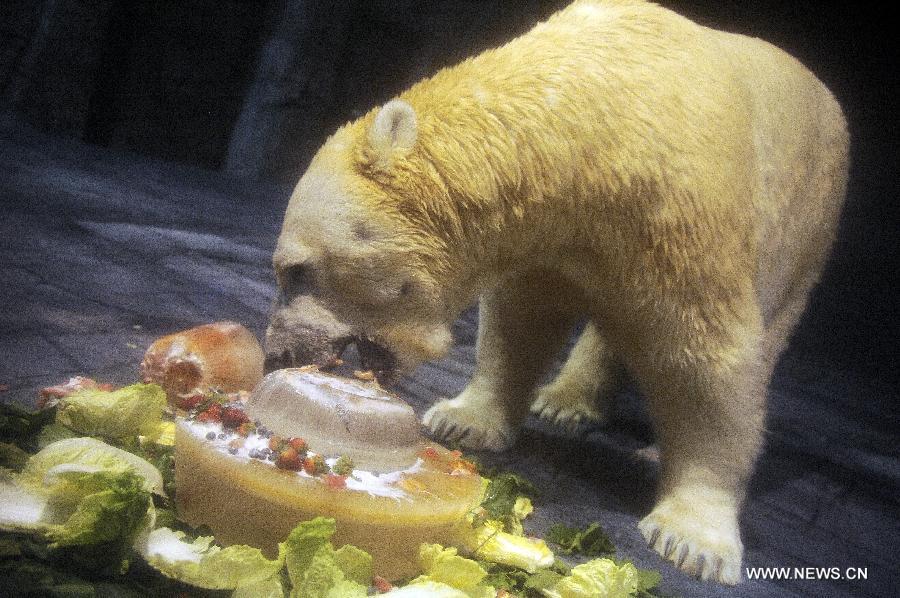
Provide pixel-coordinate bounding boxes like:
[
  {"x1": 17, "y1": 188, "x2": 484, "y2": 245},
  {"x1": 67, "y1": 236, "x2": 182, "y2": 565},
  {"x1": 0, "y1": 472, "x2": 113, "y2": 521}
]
[
  {"x1": 0, "y1": 324, "x2": 666, "y2": 596},
  {"x1": 546, "y1": 522, "x2": 616, "y2": 557},
  {"x1": 140, "y1": 321, "x2": 264, "y2": 403}
]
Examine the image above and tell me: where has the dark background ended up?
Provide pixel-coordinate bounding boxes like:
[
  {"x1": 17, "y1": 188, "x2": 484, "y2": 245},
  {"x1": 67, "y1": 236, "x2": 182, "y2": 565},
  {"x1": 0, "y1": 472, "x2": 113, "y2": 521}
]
[
  {"x1": 1, "y1": 0, "x2": 896, "y2": 379},
  {"x1": 1, "y1": 1, "x2": 897, "y2": 597}
]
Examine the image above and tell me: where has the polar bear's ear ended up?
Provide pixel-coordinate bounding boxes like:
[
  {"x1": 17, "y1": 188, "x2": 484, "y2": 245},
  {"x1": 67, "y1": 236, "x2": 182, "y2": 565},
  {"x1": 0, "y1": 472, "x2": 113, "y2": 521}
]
[{"x1": 368, "y1": 100, "x2": 417, "y2": 166}]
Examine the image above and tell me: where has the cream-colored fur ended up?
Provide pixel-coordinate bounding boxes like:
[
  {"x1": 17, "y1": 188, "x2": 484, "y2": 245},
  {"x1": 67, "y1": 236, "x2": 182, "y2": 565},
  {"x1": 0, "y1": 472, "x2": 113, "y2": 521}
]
[{"x1": 267, "y1": 0, "x2": 849, "y2": 584}]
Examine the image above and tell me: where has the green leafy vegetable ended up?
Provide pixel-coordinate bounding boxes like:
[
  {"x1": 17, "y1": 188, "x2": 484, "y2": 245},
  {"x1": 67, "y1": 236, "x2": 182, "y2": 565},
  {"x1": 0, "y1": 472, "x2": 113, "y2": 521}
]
[
  {"x1": 0, "y1": 401, "x2": 56, "y2": 449},
  {"x1": 409, "y1": 543, "x2": 495, "y2": 598},
  {"x1": 546, "y1": 522, "x2": 615, "y2": 557},
  {"x1": 232, "y1": 574, "x2": 287, "y2": 598},
  {"x1": 0, "y1": 441, "x2": 31, "y2": 471},
  {"x1": 281, "y1": 517, "x2": 369, "y2": 598},
  {"x1": 541, "y1": 558, "x2": 640, "y2": 598},
  {"x1": 56, "y1": 383, "x2": 166, "y2": 440},
  {"x1": 617, "y1": 559, "x2": 662, "y2": 597},
  {"x1": 138, "y1": 526, "x2": 284, "y2": 590},
  {"x1": 479, "y1": 561, "x2": 567, "y2": 596},
  {"x1": 35, "y1": 422, "x2": 79, "y2": 449},
  {"x1": 1, "y1": 465, "x2": 153, "y2": 575},
  {"x1": 43, "y1": 468, "x2": 152, "y2": 550},
  {"x1": 480, "y1": 472, "x2": 538, "y2": 534},
  {"x1": 462, "y1": 521, "x2": 554, "y2": 573},
  {"x1": 333, "y1": 543, "x2": 373, "y2": 585},
  {"x1": 386, "y1": 580, "x2": 473, "y2": 597},
  {"x1": 17, "y1": 437, "x2": 164, "y2": 496}
]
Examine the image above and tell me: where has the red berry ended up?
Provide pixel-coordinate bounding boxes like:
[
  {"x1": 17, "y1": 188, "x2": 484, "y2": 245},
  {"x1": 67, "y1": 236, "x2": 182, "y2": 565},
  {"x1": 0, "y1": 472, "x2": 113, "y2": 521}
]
[
  {"x1": 177, "y1": 393, "x2": 204, "y2": 410},
  {"x1": 420, "y1": 447, "x2": 441, "y2": 461},
  {"x1": 288, "y1": 437, "x2": 308, "y2": 452},
  {"x1": 373, "y1": 576, "x2": 393, "y2": 593},
  {"x1": 196, "y1": 403, "x2": 222, "y2": 422},
  {"x1": 268, "y1": 436, "x2": 284, "y2": 451},
  {"x1": 276, "y1": 448, "x2": 302, "y2": 470},
  {"x1": 303, "y1": 455, "x2": 328, "y2": 476},
  {"x1": 221, "y1": 407, "x2": 249, "y2": 428},
  {"x1": 325, "y1": 473, "x2": 347, "y2": 489}
]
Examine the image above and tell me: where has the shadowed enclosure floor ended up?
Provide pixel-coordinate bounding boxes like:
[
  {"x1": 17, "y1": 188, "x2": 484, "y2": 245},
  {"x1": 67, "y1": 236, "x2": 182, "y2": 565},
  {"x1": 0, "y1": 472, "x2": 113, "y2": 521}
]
[{"x1": 1, "y1": 120, "x2": 897, "y2": 597}]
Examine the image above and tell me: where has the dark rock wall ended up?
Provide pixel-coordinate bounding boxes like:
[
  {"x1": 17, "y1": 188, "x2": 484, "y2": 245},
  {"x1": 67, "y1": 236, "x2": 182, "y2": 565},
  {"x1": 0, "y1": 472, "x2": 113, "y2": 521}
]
[
  {"x1": 1, "y1": 0, "x2": 272, "y2": 170},
  {"x1": 84, "y1": 1, "x2": 273, "y2": 169},
  {"x1": 225, "y1": 0, "x2": 568, "y2": 181},
  {"x1": 1, "y1": 0, "x2": 116, "y2": 136}
]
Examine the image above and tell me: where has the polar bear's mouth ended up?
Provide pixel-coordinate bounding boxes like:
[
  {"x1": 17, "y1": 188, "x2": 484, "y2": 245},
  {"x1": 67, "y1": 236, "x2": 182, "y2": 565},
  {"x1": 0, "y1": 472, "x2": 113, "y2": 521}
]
[{"x1": 263, "y1": 334, "x2": 398, "y2": 385}]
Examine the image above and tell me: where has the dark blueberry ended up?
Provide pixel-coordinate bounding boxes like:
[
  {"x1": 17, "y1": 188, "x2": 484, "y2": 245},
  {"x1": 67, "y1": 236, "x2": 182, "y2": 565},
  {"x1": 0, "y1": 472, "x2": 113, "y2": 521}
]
[
  {"x1": 228, "y1": 447, "x2": 239, "y2": 455},
  {"x1": 267, "y1": 453, "x2": 277, "y2": 461},
  {"x1": 257, "y1": 426, "x2": 268, "y2": 436},
  {"x1": 205, "y1": 431, "x2": 216, "y2": 440},
  {"x1": 248, "y1": 448, "x2": 259, "y2": 459},
  {"x1": 217, "y1": 432, "x2": 227, "y2": 440},
  {"x1": 254, "y1": 420, "x2": 261, "y2": 427},
  {"x1": 265, "y1": 431, "x2": 274, "y2": 439}
]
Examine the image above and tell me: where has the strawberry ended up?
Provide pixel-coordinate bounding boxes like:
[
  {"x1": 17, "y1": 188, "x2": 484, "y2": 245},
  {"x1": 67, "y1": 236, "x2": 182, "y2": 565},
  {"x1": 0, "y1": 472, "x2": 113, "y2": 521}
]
[
  {"x1": 372, "y1": 576, "x2": 393, "y2": 593},
  {"x1": 325, "y1": 473, "x2": 347, "y2": 489},
  {"x1": 221, "y1": 406, "x2": 249, "y2": 428},
  {"x1": 276, "y1": 448, "x2": 302, "y2": 470},
  {"x1": 196, "y1": 403, "x2": 222, "y2": 422},
  {"x1": 177, "y1": 393, "x2": 204, "y2": 411}
]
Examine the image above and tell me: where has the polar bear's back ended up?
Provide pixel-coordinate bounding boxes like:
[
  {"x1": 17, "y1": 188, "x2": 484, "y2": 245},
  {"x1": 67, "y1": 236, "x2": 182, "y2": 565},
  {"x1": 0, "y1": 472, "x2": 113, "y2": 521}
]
[{"x1": 398, "y1": 0, "x2": 847, "y2": 323}]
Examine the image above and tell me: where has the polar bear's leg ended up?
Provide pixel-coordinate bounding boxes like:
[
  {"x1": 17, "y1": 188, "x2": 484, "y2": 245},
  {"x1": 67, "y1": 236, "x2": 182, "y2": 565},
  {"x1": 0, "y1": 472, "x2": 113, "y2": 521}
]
[
  {"x1": 423, "y1": 272, "x2": 577, "y2": 451},
  {"x1": 635, "y1": 316, "x2": 765, "y2": 585},
  {"x1": 531, "y1": 321, "x2": 623, "y2": 429}
]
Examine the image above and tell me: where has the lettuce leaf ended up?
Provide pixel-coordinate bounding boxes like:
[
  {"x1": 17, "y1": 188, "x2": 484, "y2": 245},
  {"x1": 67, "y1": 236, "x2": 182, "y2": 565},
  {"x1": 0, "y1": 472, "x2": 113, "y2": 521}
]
[
  {"x1": 462, "y1": 520, "x2": 554, "y2": 573},
  {"x1": 386, "y1": 580, "x2": 473, "y2": 597},
  {"x1": 43, "y1": 468, "x2": 152, "y2": 549},
  {"x1": 1, "y1": 438, "x2": 159, "y2": 553},
  {"x1": 333, "y1": 543, "x2": 373, "y2": 585},
  {"x1": 541, "y1": 558, "x2": 640, "y2": 598},
  {"x1": 232, "y1": 575, "x2": 287, "y2": 598},
  {"x1": 0, "y1": 401, "x2": 56, "y2": 447},
  {"x1": 17, "y1": 437, "x2": 164, "y2": 496},
  {"x1": 546, "y1": 522, "x2": 615, "y2": 557},
  {"x1": 282, "y1": 517, "x2": 369, "y2": 598},
  {"x1": 0, "y1": 463, "x2": 152, "y2": 575},
  {"x1": 418, "y1": 543, "x2": 489, "y2": 589},
  {"x1": 56, "y1": 383, "x2": 166, "y2": 440},
  {"x1": 410, "y1": 544, "x2": 495, "y2": 598},
  {"x1": 480, "y1": 472, "x2": 538, "y2": 534},
  {"x1": 138, "y1": 527, "x2": 284, "y2": 590}
]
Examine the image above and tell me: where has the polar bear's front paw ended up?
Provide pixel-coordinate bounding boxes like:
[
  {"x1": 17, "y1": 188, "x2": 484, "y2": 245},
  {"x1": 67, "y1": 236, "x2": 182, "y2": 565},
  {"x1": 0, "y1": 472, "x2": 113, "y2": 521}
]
[
  {"x1": 423, "y1": 396, "x2": 517, "y2": 452},
  {"x1": 530, "y1": 380, "x2": 607, "y2": 431},
  {"x1": 639, "y1": 489, "x2": 744, "y2": 585}
]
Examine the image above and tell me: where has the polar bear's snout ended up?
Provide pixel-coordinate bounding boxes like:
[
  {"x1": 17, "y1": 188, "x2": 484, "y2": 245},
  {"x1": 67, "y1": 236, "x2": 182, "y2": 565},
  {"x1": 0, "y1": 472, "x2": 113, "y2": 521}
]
[{"x1": 264, "y1": 287, "x2": 401, "y2": 381}]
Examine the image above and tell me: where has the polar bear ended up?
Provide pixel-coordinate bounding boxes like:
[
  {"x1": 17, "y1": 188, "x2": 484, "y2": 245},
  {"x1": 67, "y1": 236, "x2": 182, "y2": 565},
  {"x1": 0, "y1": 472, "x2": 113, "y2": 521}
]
[{"x1": 264, "y1": 0, "x2": 848, "y2": 584}]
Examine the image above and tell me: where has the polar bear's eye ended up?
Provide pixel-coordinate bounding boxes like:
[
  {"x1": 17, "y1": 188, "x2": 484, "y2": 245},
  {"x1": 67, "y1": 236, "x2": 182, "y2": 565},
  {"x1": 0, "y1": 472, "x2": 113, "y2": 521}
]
[{"x1": 281, "y1": 263, "x2": 315, "y2": 296}]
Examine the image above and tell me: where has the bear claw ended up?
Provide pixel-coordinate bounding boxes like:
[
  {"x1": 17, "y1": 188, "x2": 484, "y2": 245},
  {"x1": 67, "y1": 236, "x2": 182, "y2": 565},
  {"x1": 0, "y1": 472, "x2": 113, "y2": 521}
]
[
  {"x1": 423, "y1": 397, "x2": 516, "y2": 452},
  {"x1": 639, "y1": 492, "x2": 743, "y2": 585},
  {"x1": 530, "y1": 385, "x2": 606, "y2": 432}
]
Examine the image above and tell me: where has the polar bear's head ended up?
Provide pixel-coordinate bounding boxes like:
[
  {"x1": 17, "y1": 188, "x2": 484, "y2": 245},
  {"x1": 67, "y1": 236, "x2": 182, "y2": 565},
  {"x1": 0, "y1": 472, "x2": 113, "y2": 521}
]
[{"x1": 265, "y1": 100, "x2": 463, "y2": 379}]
